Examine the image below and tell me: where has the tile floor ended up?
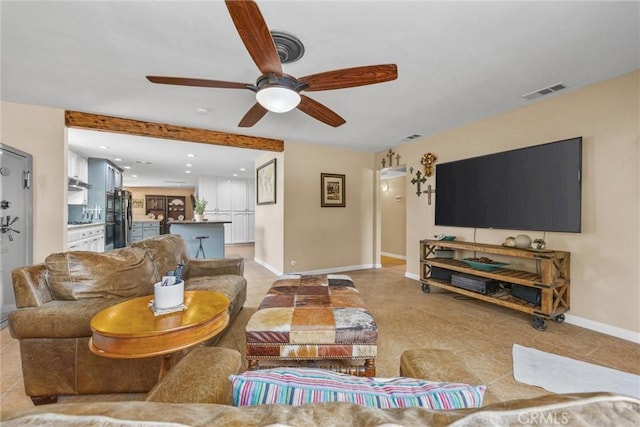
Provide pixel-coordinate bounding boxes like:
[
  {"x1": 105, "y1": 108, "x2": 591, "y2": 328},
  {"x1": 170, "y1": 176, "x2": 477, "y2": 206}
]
[{"x1": 2, "y1": 243, "x2": 639, "y2": 419}]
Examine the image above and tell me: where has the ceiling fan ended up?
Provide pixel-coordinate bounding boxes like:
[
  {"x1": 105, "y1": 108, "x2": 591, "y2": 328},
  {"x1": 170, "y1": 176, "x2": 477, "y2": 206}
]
[{"x1": 146, "y1": 0, "x2": 398, "y2": 128}]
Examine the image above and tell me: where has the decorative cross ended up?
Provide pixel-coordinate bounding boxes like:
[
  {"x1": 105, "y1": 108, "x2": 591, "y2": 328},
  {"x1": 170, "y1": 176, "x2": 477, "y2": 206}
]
[
  {"x1": 381, "y1": 158, "x2": 387, "y2": 168},
  {"x1": 410, "y1": 170, "x2": 427, "y2": 196},
  {"x1": 395, "y1": 154, "x2": 401, "y2": 166},
  {"x1": 423, "y1": 184, "x2": 436, "y2": 205},
  {"x1": 386, "y1": 149, "x2": 395, "y2": 166}
]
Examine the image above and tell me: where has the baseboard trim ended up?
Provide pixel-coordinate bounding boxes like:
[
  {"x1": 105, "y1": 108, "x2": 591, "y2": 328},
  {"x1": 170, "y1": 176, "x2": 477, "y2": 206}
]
[
  {"x1": 381, "y1": 252, "x2": 406, "y2": 260},
  {"x1": 253, "y1": 257, "x2": 282, "y2": 277},
  {"x1": 252, "y1": 259, "x2": 377, "y2": 277},
  {"x1": 564, "y1": 314, "x2": 640, "y2": 344},
  {"x1": 405, "y1": 272, "x2": 420, "y2": 281},
  {"x1": 403, "y1": 274, "x2": 640, "y2": 344},
  {"x1": 293, "y1": 264, "x2": 375, "y2": 276}
]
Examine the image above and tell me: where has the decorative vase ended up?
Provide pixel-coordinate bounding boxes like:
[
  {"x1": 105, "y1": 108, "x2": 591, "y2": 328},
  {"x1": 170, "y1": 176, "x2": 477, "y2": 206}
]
[
  {"x1": 514, "y1": 234, "x2": 532, "y2": 249},
  {"x1": 504, "y1": 236, "x2": 516, "y2": 247},
  {"x1": 195, "y1": 213, "x2": 204, "y2": 222}
]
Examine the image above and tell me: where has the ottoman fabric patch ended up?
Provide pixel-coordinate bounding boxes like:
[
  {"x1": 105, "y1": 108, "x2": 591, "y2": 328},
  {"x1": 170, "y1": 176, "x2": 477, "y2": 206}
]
[{"x1": 246, "y1": 274, "x2": 377, "y2": 360}]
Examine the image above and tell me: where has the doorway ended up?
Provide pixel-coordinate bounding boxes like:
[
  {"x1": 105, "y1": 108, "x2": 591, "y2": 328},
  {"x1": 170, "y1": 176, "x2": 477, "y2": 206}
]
[
  {"x1": 0, "y1": 144, "x2": 33, "y2": 328},
  {"x1": 380, "y1": 165, "x2": 407, "y2": 268}
]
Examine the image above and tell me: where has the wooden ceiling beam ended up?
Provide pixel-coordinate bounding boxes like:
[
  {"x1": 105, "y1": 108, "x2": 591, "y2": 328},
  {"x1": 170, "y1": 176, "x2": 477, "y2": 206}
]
[{"x1": 64, "y1": 110, "x2": 284, "y2": 152}]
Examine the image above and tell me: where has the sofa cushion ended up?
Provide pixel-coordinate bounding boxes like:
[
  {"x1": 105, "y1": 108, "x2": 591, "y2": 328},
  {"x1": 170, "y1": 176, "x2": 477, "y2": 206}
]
[
  {"x1": 229, "y1": 368, "x2": 486, "y2": 409},
  {"x1": 130, "y1": 234, "x2": 190, "y2": 282},
  {"x1": 45, "y1": 248, "x2": 155, "y2": 300}
]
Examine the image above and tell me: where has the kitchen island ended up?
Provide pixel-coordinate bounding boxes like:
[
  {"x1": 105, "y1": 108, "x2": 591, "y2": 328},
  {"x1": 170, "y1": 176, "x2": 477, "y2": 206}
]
[{"x1": 168, "y1": 221, "x2": 230, "y2": 258}]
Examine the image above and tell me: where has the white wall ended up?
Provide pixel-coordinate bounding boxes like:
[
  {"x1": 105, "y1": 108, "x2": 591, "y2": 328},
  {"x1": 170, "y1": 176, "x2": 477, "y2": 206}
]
[{"x1": 1, "y1": 101, "x2": 66, "y2": 262}]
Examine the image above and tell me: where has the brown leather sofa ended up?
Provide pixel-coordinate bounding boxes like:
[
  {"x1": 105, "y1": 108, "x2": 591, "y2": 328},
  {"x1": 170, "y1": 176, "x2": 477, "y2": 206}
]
[
  {"x1": 3, "y1": 346, "x2": 639, "y2": 426},
  {"x1": 8, "y1": 234, "x2": 247, "y2": 404}
]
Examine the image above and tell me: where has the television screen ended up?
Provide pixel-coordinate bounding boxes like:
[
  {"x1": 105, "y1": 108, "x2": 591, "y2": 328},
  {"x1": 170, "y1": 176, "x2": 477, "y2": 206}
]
[{"x1": 435, "y1": 137, "x2": 582, "y2": 233}]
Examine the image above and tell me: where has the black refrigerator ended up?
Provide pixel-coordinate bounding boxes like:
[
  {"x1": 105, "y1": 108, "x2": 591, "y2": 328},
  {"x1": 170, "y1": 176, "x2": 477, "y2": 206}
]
[{"x1": 114, "y1": 189, "x2": 132, "y2": 248}]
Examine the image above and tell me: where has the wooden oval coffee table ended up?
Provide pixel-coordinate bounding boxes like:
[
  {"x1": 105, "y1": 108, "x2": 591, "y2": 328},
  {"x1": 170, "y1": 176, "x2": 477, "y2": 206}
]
[{"x1": 89, "y1": 290, "x2": 229, "y2": 378}]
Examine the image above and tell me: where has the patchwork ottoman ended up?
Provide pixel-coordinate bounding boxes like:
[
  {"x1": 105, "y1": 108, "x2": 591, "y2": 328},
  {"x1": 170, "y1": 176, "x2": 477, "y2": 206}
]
[{"x1": 245, "y1": 274, "x2": 377, "y2": 376}]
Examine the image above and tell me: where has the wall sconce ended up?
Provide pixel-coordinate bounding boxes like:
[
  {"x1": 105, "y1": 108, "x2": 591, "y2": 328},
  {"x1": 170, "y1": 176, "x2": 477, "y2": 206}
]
[{"x1": 381, "y1": 182, "x2": 390, "y2": 192}]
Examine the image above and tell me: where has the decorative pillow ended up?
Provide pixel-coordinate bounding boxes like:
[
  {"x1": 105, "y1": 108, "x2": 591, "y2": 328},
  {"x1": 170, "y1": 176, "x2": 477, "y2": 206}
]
[
  {"x1": 45, "y1": 247, "x2": 156, "y2": 300},
  {"x1": 229, "y1": 368, "x2": 486, "y2": 409}
]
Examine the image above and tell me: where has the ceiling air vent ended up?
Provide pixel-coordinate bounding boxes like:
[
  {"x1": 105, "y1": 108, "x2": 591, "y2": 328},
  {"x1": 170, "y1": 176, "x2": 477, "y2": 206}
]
[
  {"x1": 401, "y1": 134, "x2": 423, "y2": 142},
  {"x1": 521, "y1": 83, "x2": 567, "y2": 101}
]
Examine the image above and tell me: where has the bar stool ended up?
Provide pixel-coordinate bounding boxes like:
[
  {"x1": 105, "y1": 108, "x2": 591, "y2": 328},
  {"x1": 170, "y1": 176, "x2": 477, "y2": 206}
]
[{"x1": 193, "y1": 235, "x2": 209, "y2": 259}]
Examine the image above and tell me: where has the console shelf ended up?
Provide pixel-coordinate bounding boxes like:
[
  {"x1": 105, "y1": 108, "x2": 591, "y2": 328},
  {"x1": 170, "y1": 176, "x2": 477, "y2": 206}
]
[{"x1": 420, "y1": 239, "x2": 570, "y2": 330}]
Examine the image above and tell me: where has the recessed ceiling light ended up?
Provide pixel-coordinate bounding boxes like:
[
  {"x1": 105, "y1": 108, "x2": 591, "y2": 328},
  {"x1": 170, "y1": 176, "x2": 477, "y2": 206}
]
[
  {"x1": 195, "y1": 107, "x2": 209, "y2": 115},
  {"x1": 131, "y1": 175, "x2": 138, "y2": 178},
  {"x1": 240, "y1": 168, "x2": 246, "y2": 171},
  {"x1": 185, "y1": 170, "x2": 191, "y2": 174},
  {"x1": 98, "y1": 145, "x2": 110, "y2": 150},
  {"x1": 114, "y1": 158, "x2": 122, "y2": 162},
  {"x1": 233, "y1": 173, "x2": 238, "y2": 177},
  {"x1": 187, "y1": 153, "x2": 196, "y2": 158},
  {"x1": 186, "y1": 163, "x2": 192, "y2": 167},
  {"x1": 123, "y1": 166, "x2": 131, "y2": 169}
]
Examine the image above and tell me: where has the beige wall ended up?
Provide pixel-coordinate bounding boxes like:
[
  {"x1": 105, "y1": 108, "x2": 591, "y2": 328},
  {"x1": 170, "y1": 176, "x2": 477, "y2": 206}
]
[
  {"x1": 378, "y1": 71, "x2": 639, "y2": 335},
  {"x1": 126, "y1": 187, "x2": 195, "y2": 220},
  {"x1": 282, "y1": 141, "x2": 375, "y2": 273},
  {"x1": 1, "y1": 101, "x2": 66, "y2": 262},
  {"x1": 254, "y1": 152, "x2": 285, "y2": 273},
  {"x1": 381, "y1": 175, "x2": 406, "y2": 257}
]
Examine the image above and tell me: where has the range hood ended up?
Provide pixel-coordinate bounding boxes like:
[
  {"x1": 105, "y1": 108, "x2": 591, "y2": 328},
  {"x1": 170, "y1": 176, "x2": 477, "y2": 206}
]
[{"x1": 68, "y1": 177, "x2": 92, "y2": 191}]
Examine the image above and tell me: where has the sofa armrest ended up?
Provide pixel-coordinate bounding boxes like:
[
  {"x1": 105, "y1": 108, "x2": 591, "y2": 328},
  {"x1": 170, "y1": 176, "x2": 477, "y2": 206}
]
[
  {"x1": 11, "y1": 264, "x2": 52, "y2": 308},
  {"x1": 145, "y1": 347, "x2": 243, "y2": 404},
  {"x1": 400, "y1": 349, "x2": 499, "y2": 405},
  {"x1": 186, "y1": 257, "x2": 244, "y2": 279}
]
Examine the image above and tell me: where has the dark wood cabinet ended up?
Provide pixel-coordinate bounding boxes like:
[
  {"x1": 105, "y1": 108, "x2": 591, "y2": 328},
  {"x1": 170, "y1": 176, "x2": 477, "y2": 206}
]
[
  {"x1": 166, "y1": 196, "x2": 186, "y2": 222},
  {"x1": 145, "y1": 195, "x2": 167, "y2": 234}
]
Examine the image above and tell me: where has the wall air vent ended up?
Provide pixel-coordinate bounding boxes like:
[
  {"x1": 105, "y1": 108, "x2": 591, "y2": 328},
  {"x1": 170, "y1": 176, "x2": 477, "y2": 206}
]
[
  {"x1": 401, "y1": 134, "x2": 422, "y2": 142},
  {"x1": 521, "y1": 83, "x2": 567, "y2": 101}
]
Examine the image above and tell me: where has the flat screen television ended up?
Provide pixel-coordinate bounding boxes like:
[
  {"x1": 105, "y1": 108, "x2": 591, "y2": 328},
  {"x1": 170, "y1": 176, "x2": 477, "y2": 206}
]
[{"x1": 434, "y1": 137, "x2": 582, "y2": 233}]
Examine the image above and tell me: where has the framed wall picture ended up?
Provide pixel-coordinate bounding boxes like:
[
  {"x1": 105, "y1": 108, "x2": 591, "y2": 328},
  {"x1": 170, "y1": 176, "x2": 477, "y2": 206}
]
[
  {"x1": 321, "y1": 173, "x2": 346, "y2": 207},
  {"x1": 256, "y1": 159, "x2": 277, "y2": 205}
]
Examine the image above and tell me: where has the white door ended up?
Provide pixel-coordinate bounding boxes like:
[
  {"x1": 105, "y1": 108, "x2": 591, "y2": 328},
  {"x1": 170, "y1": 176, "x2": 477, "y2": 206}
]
[{"x1": 0, "y1": 144, "x2": 33, "y2": 328}]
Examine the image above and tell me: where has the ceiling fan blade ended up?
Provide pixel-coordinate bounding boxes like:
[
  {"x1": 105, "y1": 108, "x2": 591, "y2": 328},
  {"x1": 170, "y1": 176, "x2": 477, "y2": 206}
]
[
  {"x1": 225, "y1": 0, "x2": 283, "y2": 76},
  {"x1": 146, "y1": 76, "x2": 249, "y2": 89},
  {"x1": 299, "y1": 64, "x2": 398, "y2": 92},
  {"x1": 238, "y1": 102, "x2": 268, "y2": 127},
  {"x1": 297, "y1": 95, "x2": 346, "y2": 127}
]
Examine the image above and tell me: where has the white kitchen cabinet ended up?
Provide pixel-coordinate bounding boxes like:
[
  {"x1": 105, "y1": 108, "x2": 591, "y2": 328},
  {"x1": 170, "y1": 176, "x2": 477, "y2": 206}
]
[
  {"x1": 198, "y1": 177, "x2": 255, "y2": 243},
  {"x1": 67, "y1": 224, "x2": 105, "y2": 252},
  {"x1": 231, "y1": 180, "x2": 248, "y2": 211},
  {"x1": 232, "y1": 211, "x2": 255, "y2": 243},
  {"x1": 68, "y1": 150, "x2": 89, "y2": 205},
  {"x1": 68, "y1": 150, "x2": 88, "y2": 181}
]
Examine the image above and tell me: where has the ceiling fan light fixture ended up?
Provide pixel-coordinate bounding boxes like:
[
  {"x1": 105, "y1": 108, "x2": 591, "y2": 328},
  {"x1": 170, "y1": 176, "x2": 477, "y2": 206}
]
[{"x1": 256, "y1": 86, "x2": 301, "y2": 113}]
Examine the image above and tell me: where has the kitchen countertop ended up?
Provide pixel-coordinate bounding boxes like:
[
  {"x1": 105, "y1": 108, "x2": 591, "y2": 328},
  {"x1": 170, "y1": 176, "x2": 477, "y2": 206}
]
[
  {"x1": 67, "y1": 223, "x2": 104, "y2": 229},
  {"x1": 168, "y1": 221, "x2": 231, "y2": 224}
]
